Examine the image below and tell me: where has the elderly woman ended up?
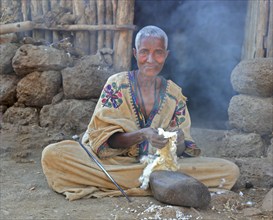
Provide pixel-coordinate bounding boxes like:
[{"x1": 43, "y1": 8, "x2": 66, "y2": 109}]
[{"x1": 41, "y1": 25, "x2": 239, "y2": 201}]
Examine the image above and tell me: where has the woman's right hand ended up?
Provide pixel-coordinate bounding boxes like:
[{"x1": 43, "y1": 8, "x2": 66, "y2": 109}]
[{"x1": 141, "y1": 128, "x2": 168, "y2": 149}]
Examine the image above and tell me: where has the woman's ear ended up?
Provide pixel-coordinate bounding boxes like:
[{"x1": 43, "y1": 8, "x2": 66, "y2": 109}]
[
  {"x1": 133, "y1": 48, "x2": 137, "y2": 58},
  {"x1": 165, "y1": 50, "x2": 170, "y2": 59}
]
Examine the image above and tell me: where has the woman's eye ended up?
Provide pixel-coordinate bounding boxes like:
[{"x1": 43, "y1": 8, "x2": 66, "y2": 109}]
[
  {"x1": 155, "y1": 50, "x2": 164, "y2": 56},
  {"x1": 139, "y1": 50, "x2": 149, "y2": 55}
]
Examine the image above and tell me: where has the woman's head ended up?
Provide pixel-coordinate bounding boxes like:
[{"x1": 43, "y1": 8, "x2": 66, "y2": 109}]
[
  {"x1": 133, "y1": 26, "x2": 169, "y2": 77},
  {"x1": 135, "y1": 25, "x2": 168, "y2": 51}
]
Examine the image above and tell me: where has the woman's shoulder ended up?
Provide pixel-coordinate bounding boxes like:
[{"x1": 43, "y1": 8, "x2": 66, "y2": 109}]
[
  {"x1": 167, "y1": 79, "x2": 182, "y2": 92},
  {"x1": 107, "y1": 71, "x2": 129, "y2": 83},
  {"x1": 166, "y1": 79, "x2": 187, "y2": 102}
]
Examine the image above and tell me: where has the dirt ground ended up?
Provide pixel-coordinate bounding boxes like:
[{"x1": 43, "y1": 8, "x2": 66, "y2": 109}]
[{"x1": 0, "y1": 123, "x2": 272, "y2": 220}]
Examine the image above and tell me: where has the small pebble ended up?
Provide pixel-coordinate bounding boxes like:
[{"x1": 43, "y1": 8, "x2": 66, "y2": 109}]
[{"x1": 245, "y1": 181, "x2": 254, "y2": 189}]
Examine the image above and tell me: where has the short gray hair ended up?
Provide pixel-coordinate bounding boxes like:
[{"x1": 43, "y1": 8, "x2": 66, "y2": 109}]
[{"x1": 135, "y1": 25, "x2": 168, "y2": 50}]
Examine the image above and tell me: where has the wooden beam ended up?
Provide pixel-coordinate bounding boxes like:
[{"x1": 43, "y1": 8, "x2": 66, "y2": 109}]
[
  {"x1": 0, "y1": 21, "x2": 34, "y2": 35},
  {"x1": 0, "y1": 22, "x2": 136, "y2": 35},
  {"x1": 34, "y1": 24, "x2": 136, "y2": 31}
]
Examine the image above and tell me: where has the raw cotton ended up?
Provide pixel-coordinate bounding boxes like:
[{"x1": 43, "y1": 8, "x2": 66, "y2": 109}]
[{"x1": 139, "y1": 128, "x2": 179, "y2": 189}]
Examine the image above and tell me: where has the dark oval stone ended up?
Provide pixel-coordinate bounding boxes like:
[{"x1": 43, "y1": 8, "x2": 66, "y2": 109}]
[{"x1": 149, "y1": 170, "x2": 211, "y2": 208}]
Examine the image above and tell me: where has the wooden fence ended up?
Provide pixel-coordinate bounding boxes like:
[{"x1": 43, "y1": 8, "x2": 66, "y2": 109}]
[
  {"x1": 0, "y1": 0, "x2": 135, "y2": 71},
  {"x1": 242, "y1": 0, "x2": 273, "y2": 59}
]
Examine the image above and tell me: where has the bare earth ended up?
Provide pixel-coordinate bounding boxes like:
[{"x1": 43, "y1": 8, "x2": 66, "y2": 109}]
[{"x1": 0, "y1": 124, "x2": 272, "y2": 220}]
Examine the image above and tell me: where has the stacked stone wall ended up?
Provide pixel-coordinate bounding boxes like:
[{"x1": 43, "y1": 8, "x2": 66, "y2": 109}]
[
  {"x1": 225, "y1": 58, "x2": 273, "y2": 187},
  {"x1": 0, "y1": 42, "x2": 114, "y2": 135}
]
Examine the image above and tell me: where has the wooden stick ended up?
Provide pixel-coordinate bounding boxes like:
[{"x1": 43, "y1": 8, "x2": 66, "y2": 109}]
[
  {"x1": 12, "y1": 0, "x2": 22, "y2": 22},
  {"x1": 73, "y1": 0, "x2": 90, "y2": 55},
  {"x1": 255, "y1": 0, "x2": 269, "y2": 57},
  {"x1": 42, "y1": 0, "x2": 52, "y2": 43},
  {"x1": 242, "y1": 0, "x2": 259, "y2": 60},
  {"x1": 0, "y1": 21, "x2": 34, "y2": 35},
  {"x1": 20, "y1": 0, "x2": 32, "y2": 37},
  {"x1": 31, "y1": 0, "x2": 44, "y2": 40},
  {"x1": 21, "y1": 0, "x2": 29, "y2": 22},
  {"x1": 34, "y1": 24, "x2": 136, "y2": 31},
  {"x1": 105, "y1": 0, "x2": 113, "y2": 48},
  {"x1": 50, "y1": 0, "x2": 60, "y2": 43},
  {"x1": 266, "y1": 1, "x2": 273, "y2": 57},
  {"x1": 112, "y1": 0, "x2": 117, "y2": 25},
  {"x1": 58, "y1": 0, "x2": 71, "y2": 41},
  {"x1": 241, "y1": 0, "x2": 252, "y2": 60},
  {"x1": 113, "y1": 0, "x2": 135, "y2": 72},
  {"x1": 88, "y1": 0, "x2": 97, "y2": 54},
  {"x1": 97, "y1": 0, "x2": 105, "y2": 50},
  {"x1": 0, "y1": 22, "x2": 136, "y2": 35}
]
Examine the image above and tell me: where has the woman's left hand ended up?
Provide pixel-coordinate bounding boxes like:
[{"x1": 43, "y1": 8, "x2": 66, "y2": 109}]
[{"x1": 169, "y1": 128, "x2": 186, "y2": 156}]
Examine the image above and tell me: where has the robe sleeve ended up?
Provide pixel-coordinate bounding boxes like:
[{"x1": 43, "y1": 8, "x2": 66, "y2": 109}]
[
  {"x1": 168, "y1": 87, "x2": 201, "y2": 157},
  {"x1": 82, "y1": 72, "x2": 139, "y2": 158}
]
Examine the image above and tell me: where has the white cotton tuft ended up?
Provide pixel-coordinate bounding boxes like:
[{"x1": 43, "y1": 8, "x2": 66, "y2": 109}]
[{"x1": 139, "y1": 128, "x2": 179, "y2": 189}]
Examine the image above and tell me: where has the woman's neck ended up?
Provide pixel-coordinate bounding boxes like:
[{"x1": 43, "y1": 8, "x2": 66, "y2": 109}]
[{"x1": 137, "y1": 71, "x2": 157, "y2": 88}]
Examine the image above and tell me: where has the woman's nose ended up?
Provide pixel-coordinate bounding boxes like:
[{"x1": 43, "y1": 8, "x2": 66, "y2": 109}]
[{"x1": 147, "y1": 53, "x2": 154, "y2": 62}]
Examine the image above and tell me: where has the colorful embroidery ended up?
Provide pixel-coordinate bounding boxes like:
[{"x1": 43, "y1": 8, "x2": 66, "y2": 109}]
[
  {"x1": 129, "y1": 71, "x2": 167, "y2": 156},
  {"x1": 182, "y1": 140, "x2": 201, "y2": 157},
  {"x1": 101, "y1": 82, "x2": 123, "y2": 108},
  {"x1": 171, "y1": 100, "x2": 186, "y2": 126}
]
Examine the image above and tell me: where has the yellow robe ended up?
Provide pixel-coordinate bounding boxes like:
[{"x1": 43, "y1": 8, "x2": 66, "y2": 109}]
[{"x1": 41, "y1": 71, "x2": 239, "y2": 201}]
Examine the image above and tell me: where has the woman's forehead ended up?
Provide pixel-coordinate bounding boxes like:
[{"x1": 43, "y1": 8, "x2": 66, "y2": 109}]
[{"x1": 138, "y1": 36, "x2": 165, "y2": 49}]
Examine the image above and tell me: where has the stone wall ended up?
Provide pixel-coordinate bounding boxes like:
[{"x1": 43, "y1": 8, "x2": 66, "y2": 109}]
[
  {"x1": 0, "y1": 42, "x2": 114, "y2": 134},
  {"x1": 229, "y1": 58, "x2": 273, "y2": 135},
  {"x1": 226, "y1": 58, "x2": 273, "y2": 187}
]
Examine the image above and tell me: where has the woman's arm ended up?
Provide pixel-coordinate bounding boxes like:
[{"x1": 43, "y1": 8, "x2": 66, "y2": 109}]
[{"x1": 108, "y1": 127, "x2": 168, "y2": 149}]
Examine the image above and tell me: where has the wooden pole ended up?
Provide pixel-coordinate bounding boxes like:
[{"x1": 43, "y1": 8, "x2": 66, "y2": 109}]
[
  {"x1": 255, "y1": 0, "x2": 269, "y2": 58},
  {"x1": 266, "y1": 0, "x2": 273, "y2": 57},
  {"x1": 241, "y1": 1, "x2": 248, "y2": 60},
  {"x1": 51, "y1": 0, "x2": 60, "y2": 42},
  {"x1": 0, "y1": 21, "x2": 34, "y2": 35},
  {"x1": 73, "y1": 0, "x2": 90, "y2": 55},
  {"x1": 21, "y1": 0, "x2": 29, "y2": 21},
  {"x1": 97, "y1": 0, "x2": 105, "y2": 50},
  {"x1": 58, "y1": 0, "x2": 72, "y2": 42},
  {"x1": 21, "y1": 0, "x2": 32, "y2": 36},
  {"x1": 0, "y1": 22, "x2": 136, "y2": 35},
  {"x1": 113, "y1": 0, "x2": 135, "y2": 72},
  {"x1": 241, "y1": 0, "x2": 259, "y2": 60},
  {"x1": 105, "y1": 0, "x2": 113, "y2": 48},
  {"x1": 12, "y1": 0, "x2": 23, "y2": 22},
  {"x1": 42, "y1": 0, "x2": 52, "y2": 43},
  {"x1": 31, "y1": 0, "x2": 45, "y2": 40},
  {"x1": 88, "y1": 0, "x2": 97, "y2": 54},
  {"x1": 112, "y1": 0, "x2": 117, "y2": 25},
  {"x1": 34, "y1": 24, "x2": 135, "y2": 31}
]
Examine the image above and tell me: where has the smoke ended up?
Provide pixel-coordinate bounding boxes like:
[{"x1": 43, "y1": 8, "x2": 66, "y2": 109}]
[{"x1": 134, "y1": 0, "x2": 247, "y2": 128}]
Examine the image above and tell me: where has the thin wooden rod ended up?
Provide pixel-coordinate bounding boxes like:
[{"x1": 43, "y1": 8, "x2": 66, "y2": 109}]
[
  {"x1": 0, "y1": 22, "x2": 136, "y2": 35},
  {"x1": 34, "y1": 24, "x2": 136, "y2": 31}
]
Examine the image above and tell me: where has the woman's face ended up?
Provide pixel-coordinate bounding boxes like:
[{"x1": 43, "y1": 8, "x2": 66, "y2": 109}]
[{"x1": 133, "y1": 36, "x2": 169, "y2": 77}]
